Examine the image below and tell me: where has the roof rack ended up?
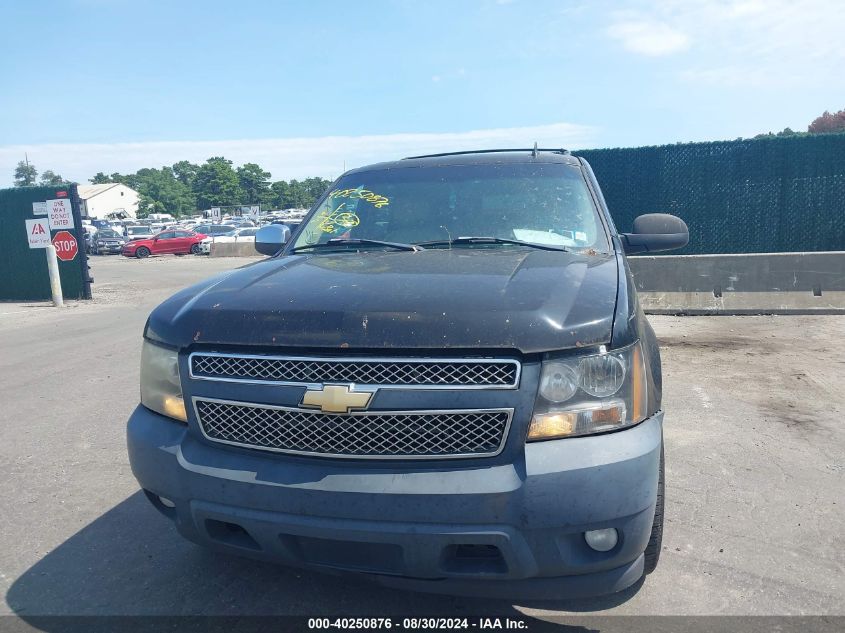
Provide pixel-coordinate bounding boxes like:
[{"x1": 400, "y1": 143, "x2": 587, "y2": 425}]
[{"x1": 402, "y1": 147, "x2": 571, "y2": 160}]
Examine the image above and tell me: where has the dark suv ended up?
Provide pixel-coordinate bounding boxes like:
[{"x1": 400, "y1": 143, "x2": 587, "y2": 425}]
[{"x1": 128, "y1": 149, "x2": 688, "y2": 599}]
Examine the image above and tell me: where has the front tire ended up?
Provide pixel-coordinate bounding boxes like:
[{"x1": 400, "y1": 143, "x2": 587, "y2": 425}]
[
  {"x1": 190, "y1": 243, "x2": 201, "y2": 255},
  {"x1": 643, "y1": 445, "x2": 665, "y2": 574},
  {"x1": 135, "y1": 246, "x2": 150, "y2": 259}
]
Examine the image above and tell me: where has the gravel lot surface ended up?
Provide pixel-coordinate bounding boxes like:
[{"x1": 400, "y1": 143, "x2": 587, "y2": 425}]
[{"x1": 1, "y1": 255, "x2": 842, "y2": 621}]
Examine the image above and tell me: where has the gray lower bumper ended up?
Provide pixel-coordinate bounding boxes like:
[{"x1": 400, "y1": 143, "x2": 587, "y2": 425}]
[{"x1": 127, "y1": 406, "x2": 663, "y2": 599}]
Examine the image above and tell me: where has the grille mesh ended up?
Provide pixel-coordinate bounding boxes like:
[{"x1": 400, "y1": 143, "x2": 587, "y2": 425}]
[
  {"x1": 191, "y1": 355, "x2": 518, "y2": 387},
  {"x1": 195, "y1": 399, "x2": 511, "y2": 458}
]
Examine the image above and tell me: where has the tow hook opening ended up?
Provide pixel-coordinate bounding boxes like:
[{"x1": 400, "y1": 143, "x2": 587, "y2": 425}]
[
  {"x1": 441, "y1": 544, "x2": 508, "y2": 575},
  {"x1": 205, "y1": 519, "x2": 261, "y2": 551}
]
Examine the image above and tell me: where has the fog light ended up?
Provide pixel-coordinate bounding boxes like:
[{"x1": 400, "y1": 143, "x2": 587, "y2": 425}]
[
  {"x1": 584, "y1": 528, "x2": 618, "y2": 552},
  {"x1": 159, "y1": 496, "x2": 175, "y2": 508}
]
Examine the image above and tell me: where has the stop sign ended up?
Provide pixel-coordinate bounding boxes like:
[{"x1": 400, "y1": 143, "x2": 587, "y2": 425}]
[{"x1": 52, "y1": 230, "x2": 78, "y2": 262}]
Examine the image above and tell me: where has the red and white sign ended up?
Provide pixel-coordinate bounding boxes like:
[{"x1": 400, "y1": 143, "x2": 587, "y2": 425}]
[
  {"x1": 25, "y1": 219, "x2": 51, "y2": 248},
  {"x1": 52, "y1": 231, "x2": 78, "y2": 261},
  {"x1": 47, "y1": 198, "x2": 75, "y2": 230}
]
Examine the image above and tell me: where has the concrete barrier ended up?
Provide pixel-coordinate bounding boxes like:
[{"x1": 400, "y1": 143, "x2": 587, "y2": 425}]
[
  {"x1": 629, "y1": 252, "x2": 845, "y2": 314},
  {"x1": 209, "y1": 241, "x2": 260, "y2": 257}
]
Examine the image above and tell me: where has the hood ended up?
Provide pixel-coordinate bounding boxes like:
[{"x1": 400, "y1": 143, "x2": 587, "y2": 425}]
[{"x1": 146, "y1": 249, "x2": 619, "y2": 354}]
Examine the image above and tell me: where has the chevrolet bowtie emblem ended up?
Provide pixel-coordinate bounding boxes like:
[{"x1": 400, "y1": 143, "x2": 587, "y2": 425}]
[{"x1": 300, "y1": 384, "x2": 373, "y2": 413}]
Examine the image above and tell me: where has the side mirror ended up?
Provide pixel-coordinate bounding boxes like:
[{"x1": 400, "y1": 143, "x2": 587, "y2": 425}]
[
  {"x1": 255, "y1": 224, "x2": 291, "y2": 256},
  {"x1": 621, "y1": 213, "x2": 689, "y2": 255}
]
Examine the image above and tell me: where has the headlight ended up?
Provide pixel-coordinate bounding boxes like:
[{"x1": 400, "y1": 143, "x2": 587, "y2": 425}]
[
  {"x1": 140, "y1": 339, "x2": 187, "y2": 422},
  {"x1": 528, "y1": 341, "x2": 647, "y2": 441}
]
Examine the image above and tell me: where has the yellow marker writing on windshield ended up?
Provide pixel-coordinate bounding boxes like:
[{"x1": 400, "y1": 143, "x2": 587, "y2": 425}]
[{"x1": 328, "y1": 188, "x2": 390, "y2": 208}]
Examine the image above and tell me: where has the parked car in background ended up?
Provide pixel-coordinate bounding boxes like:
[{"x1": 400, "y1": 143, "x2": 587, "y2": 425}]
[
  {"x1": 192, "y1": 224, "x2": 234, "y2": 237},
  {"x1": 271, "y1": 219, "x2": 301, "y2": 234},
  {"x1": 125, "y1": 225, "x2": 155, "y2": 241},
  {"x1": 90, "y1": 219, "x2": 111, "y2": 231},
  {"x1": 91, "y1": 228, "x2": 127, "y2": 255},
  {"x1": 147, "y1": 213, "x2": 174, "y2": 222},
  {"x1": 223, "y1": 217, "x2": 256, "y2": 227},
  {"x1": 106, "y1": 220, "x2": 127, "y2": 235},
  {"x1": 121, "y1": 229, "x2": 207, "y2": 258},
  {"x1": 83, "y1": 227, "x2": 96, "y2": 254},
  {"x1": 197, "y1": 227, "x2": 259, "y2": 254}
]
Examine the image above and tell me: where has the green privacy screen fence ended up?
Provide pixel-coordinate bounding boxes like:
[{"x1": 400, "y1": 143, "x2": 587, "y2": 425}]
[
  {"x1": 0, "y1": 184, "x2": 91, "y2": 301},
  {"x1": 578, "y1": 133, "x2": 845, "y2": 254}
]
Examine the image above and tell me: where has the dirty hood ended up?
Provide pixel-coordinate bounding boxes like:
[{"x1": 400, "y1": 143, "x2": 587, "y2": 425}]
[{"x1": 146, "y1": 249, "x2": 619, "y2": 354}]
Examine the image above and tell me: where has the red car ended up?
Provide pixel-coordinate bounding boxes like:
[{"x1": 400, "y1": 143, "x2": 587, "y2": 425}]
[{"x1": 122, "y1": 230, "x2": 207, "y2": 258}]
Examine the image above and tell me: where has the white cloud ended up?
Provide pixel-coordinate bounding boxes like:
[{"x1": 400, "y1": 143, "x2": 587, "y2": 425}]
[
  {"x1": 606, "y1": 1, "x2": 845, "y2": 85},
  {"x1": 606, "y1": 19, "x2": 691, "y2": 56},
  {"x1": 0, "y1": 122, "x2": 597, "y2": 187},
  {"x1": 431, "y1": 68, "x2": 467, "y2": 83}
]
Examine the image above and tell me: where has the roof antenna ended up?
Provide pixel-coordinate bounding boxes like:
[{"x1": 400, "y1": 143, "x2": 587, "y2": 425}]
[{"x1": 532, "y1": 142, "x2": 538, "y2": 157}]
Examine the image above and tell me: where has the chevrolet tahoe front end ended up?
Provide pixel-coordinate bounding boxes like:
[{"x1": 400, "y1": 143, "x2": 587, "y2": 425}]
[{"x1": 127, "y1": 150, "x2": 687, "y2": 599}]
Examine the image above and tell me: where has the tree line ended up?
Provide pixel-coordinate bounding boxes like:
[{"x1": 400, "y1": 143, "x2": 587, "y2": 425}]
[
  {"x1": 755, "y1": 108, "x2": 845, "y2": 138},
  {"x1": 88, "y1": 157, "x2": 333, "y2": 217},
  {"x1": 13, "y1": 156, "x2": 334, "y2": 218}
]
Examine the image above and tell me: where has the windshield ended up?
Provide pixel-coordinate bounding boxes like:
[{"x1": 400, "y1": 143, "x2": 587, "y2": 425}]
[
  {"x1": 292, "y1": 163, "x2": 608, "y2": 252},
  {"x1": 98, "y1": 229, "x2": 122, "y2": 239}
]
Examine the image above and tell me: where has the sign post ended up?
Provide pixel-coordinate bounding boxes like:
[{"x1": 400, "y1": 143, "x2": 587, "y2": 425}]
[
  {"x1": 25, "y1": 218, "x2": 63, "y2": 306},
  {"x1": 45, "y1": 246, "x2": 64, "y2": 307}
]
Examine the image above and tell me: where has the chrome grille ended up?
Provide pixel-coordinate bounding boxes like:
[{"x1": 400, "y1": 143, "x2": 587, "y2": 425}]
[
  {"x1": 190, "y1": 354, "x2": 519, "y2": 388},
  {"x1": 194, "y1": 398, "x2": 512, "y2": 459}
]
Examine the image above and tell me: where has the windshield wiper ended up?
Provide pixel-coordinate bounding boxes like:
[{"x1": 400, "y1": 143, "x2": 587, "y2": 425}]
[
  {"x1": 415, "y1": 236, "x2": 568, "y2": 252},
  {"x1": 292, "y1": 238, "x2": 423, "y2": 253}
]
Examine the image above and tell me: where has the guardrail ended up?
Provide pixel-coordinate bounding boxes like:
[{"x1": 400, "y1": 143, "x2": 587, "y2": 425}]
[{"x1": 629, "y1": 252, "x2": 845, "y2": 314}]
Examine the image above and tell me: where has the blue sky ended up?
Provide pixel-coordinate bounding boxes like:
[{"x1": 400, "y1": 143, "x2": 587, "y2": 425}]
[{"x1": 1, "y1": 0, "x2": 843, "y2": 184}]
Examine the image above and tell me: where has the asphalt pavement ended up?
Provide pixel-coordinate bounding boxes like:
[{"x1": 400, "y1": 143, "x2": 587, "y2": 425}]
[{"x1": 0, "y1": 254, "x2": 843, "y2": 622}]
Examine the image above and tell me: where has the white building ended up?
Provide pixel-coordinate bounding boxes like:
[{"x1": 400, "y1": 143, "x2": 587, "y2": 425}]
[{"x1": 77, "y1": 183, "x2": 139, "y2": 219}]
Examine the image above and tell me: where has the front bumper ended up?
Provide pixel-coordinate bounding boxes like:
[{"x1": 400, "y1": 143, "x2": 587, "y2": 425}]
[{"x1": 127, "y1": 406, "x2": 663, "y2": 599}]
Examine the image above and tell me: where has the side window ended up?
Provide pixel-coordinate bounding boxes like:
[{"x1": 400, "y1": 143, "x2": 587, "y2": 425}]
[
  {"x1": 158, "y1": 232, "x2": 175, "y2": 240},
  {"x1": 175, "y1": 231, "x2": 190, "y2": 238}
]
